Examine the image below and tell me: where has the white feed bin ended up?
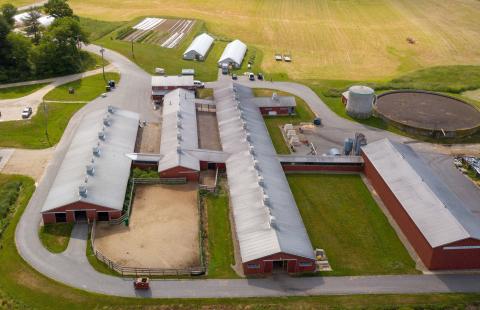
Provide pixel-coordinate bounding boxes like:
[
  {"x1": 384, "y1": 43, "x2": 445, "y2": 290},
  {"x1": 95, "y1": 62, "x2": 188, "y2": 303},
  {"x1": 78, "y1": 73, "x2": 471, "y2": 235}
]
[{"x1": 345, "y1": 85, "x2": 375, "y2": 119}]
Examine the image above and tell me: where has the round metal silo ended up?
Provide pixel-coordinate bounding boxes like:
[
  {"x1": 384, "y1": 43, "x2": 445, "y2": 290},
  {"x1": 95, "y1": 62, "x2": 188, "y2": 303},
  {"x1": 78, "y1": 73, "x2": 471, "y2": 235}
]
[{"x1": 346, "y1": 85, "x2": 375, "y2": 119}]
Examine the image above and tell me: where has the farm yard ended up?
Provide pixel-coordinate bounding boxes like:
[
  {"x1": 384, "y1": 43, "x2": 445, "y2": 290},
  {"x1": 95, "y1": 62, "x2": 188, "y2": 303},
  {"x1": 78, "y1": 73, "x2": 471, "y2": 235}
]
[
  {"x1": 93, "y1": 183, "x2": 200, "y2": 269},
  {"x1": 57, "y1": 0, "x2": 480, "y2": 80},
  {"x1": 119, "y1": 17, "x2": 195, "y2": 48}
]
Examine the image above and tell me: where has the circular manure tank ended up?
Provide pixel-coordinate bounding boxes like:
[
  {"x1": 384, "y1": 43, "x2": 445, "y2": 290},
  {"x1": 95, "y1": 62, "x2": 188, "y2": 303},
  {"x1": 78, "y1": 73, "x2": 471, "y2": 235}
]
[{"x1": 375, "y1": 90, "x2": 480, "y2": 138}]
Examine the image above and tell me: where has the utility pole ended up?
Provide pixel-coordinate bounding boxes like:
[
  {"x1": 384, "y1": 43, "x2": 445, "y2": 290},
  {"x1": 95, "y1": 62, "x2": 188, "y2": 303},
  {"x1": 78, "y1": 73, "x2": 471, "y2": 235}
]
[
  {"x1": 131, "y1": 39, "x2": 135, "y2": 59},
  {"x1": 100, "y1": 46, "x2": 106, "y2": 83}
]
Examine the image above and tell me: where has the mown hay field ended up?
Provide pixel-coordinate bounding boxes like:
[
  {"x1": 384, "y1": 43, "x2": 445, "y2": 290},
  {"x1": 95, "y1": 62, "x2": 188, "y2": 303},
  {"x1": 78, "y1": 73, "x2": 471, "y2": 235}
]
[{"x1": 3, "y1": 0, "x2": 480, "y2": 80}]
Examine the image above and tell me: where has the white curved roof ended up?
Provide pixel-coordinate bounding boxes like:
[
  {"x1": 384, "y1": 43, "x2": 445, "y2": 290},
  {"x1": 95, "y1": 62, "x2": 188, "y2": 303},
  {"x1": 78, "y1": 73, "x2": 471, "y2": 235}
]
[
  {"x1": 184, "y1": 33, "x2": 214, "y2": 57},
  {"x1": 218, "y1": 39, "x2": 247, "y2": 66}
]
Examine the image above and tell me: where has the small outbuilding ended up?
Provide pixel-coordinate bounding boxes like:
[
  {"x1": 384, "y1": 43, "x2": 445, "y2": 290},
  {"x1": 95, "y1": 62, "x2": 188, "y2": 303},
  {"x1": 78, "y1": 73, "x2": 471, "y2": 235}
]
[
  {"x1": 246, "y1": 93, "x2": 296, "y2": 116},
  {"x1": 151, "y1": 75, "x2": 195, "y2": 104},
  {"x1": 183, "y1": 33, "x2": 214, "y2": 61},
  {"x1": 218, "y1": 39, "x2": 247, "y2": 69}
]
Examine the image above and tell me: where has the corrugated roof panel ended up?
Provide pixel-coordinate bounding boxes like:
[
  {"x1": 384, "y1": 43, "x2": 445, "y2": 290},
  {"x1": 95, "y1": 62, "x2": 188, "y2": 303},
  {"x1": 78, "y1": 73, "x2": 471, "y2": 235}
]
[
  {"x1": 362, "y1": 139, "x2": 480, "y2": 247},
  {"x1": 184, "y1": 33, "x2": 214, "y2": 58},
  {"x1": 218, "y1": 40, "x2": 247, "y2": 67}
]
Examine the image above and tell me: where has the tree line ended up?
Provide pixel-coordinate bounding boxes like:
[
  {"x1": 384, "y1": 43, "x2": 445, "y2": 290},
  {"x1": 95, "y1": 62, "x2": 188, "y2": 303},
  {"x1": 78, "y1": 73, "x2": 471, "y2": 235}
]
[{"x1": 0, "y1": 0, "x2": 91, "y2": 83}]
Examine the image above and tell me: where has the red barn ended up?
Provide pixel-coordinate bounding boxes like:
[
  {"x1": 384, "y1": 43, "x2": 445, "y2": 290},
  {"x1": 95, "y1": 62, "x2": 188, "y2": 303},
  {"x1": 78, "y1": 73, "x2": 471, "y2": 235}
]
[
  {"x1": 246, "y1": 93, "x2": 296, "y2": 116},
  {"x1": 41, "y1": 107, "x2": 139, "y2": 224},
  {"x1": 151, "y1": 75, "x2": 195, "y2": 104},
  {"x1": 362, "y1": 139, "x2": 480, "y2": 270},
  {"x1": 157, "y1": 88, "x2": 200, "y2": 181}
]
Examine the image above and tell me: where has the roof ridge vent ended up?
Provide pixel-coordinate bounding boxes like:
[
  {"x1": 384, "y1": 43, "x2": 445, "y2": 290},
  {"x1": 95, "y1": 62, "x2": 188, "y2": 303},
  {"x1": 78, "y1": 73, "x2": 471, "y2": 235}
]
[
  {"x1": 177, "y1": 119, "x2": 182, "y2": 129},
  {"x1": 263, "y1": 194, "x2": 270, "y2": 205},
  {"x1": 86, "y1": 165, "x2": 95, "y2": 176},
  {"x1": 79, "y1": 185, "x2": 87, "y2": 198},
  {"x1": 92, "y1": 146, "x2": 100, "y2": 157},
  {"x1": 177, "y1": 146, "x2": 182, "y2": 154},
  {"x1": 272, "y1": 92, "x2": 279, "y2": 101},
  {"x1": 258, "y1": 175, "x2": 265, "y2": 187},
  {"x1": 103, "y1": 115, "x2": 111, "y2": 127},
  {"x1": 107, "y1": 105, "x2": 115, "y2": 113},
  {"x1": 269, "y1": 215, "x2": 277, "y2": 229},
  {"x1": 177, "y1": 110, "x2": 182, "y2": 119},
  {"x1": 177, "y1": 131, "x2": 182, "y2": 141}
]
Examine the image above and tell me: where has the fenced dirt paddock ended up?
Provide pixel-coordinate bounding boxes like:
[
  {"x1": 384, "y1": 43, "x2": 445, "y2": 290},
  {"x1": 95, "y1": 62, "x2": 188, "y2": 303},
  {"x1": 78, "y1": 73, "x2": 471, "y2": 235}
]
[{"x1": 94, "y1": 183, "x2": 200, "y2": 269}]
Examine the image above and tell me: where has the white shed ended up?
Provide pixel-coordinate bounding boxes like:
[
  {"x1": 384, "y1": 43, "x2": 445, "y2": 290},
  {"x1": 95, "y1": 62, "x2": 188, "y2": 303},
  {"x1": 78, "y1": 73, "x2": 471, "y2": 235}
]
[
  {"x1": 218, "y1": 39, "x2": 247, "y2": 68},
  {"x1": 183, "y1": 33, "x2": 214, "y2": 61}
]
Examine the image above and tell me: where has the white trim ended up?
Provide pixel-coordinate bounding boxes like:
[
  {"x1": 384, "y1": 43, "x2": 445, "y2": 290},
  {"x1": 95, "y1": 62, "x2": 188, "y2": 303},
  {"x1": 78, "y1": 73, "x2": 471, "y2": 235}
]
[{"x1": 443, "y1": 245, "x2": 480, "y2": 250}]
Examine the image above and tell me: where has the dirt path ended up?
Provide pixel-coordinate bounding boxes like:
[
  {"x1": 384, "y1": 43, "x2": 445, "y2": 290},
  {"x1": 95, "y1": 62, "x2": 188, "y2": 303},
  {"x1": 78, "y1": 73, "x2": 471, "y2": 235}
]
[{"x1": 94, "y1": 183, "x2": 200, "y2": 269}]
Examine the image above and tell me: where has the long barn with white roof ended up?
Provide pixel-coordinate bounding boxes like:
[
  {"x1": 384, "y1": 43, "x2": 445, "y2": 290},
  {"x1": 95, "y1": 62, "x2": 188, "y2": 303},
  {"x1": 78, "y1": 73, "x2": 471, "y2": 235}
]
[
  {"x1": 362, "y1": 139, "x2": 480, "y2": 270},
  {"x1": 42, "y1": 107, "x2": 139, "y2": 224}
]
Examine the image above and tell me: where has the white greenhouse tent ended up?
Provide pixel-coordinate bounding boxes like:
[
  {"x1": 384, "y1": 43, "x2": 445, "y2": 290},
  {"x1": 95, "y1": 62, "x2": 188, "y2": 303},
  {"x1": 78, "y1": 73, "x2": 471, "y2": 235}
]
[
  {"x1": 183, "y1": 33, "x2": 214, "y2": 61},
  {"x1": 218, "y1": 39, "x2": 247, "y2": 68}
]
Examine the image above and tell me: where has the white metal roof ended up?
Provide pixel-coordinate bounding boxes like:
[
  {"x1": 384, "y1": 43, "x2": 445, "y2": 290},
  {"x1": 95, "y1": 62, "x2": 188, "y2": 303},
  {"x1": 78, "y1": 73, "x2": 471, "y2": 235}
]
[
  {"x1": 218, "y1": 39, "x2": 247, "y2": 66},
  {"x1": 215, "y1": 82, "x2": 314, "y2": 262},
  {"x1": 158, "y1": 89, "x2": 199, "y2": 172},
  {"x1": 151, "y1": 75, "x2": 194, "y2": 88},
  {"x1": 246, "y1": 96, "x2": 296, "y2": 108},
  {"x1": 42, "y1": 107, "x2": 139, "y2": 212},
  {"x1": 362, "y1": 139, "x2": 480, "y2": 247},
  {"x1": 38, "y1": 15, "x2": 55, "y2": 27},
  {"x1": 184, "y1": 33, "x2": 214, "y2": 58}
]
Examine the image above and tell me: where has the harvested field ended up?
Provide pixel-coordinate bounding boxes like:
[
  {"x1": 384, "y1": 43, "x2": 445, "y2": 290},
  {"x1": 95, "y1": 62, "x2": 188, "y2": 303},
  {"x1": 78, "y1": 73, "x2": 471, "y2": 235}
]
[
  {"x1": 122, "y1": 17, "x2": 195, "y2": 48},
  {"x1": 197, "y1": 111, "x2": 222, "y2": 151},
  {"x1": 135, "y1": 122, "x2": 160, "y2": 153},
  {"x1": 94, "y1": 183, "x2": 200, "y2": 269},
  {"x1": 70, "y1": 0, "x2": 480, "y2": 80},
  {"x1": 376, "y1": 91, "x2": 480, "y2": 132}
]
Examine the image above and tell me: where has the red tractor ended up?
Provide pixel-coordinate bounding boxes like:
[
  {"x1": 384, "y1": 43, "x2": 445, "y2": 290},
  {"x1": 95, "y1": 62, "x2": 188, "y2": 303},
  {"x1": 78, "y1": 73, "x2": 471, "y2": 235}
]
[{"x1": 133, "y1": 277, "x2": 150, "y2": 290}]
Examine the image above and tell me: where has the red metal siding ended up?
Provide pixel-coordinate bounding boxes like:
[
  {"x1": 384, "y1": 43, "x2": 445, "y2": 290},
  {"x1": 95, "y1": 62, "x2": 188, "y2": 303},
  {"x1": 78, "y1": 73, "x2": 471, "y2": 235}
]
[
  {"x1": 42, "y1": 213, "x2": 56, "y2": 224},
  {"x1": 242, "y1": 252, "x2": 315, "y2": 275},
  {"x1": 259, "y1": 107, "x2": 290, "y2": 115},
  {"x1": 362, "y1": 151, "x2": 480, "y2": 270},
  {"x1": 42, "y1": 202, "x2": 122, "y2": 224},
  {"x1": 282, "y1": 164, "x2": 363, "y2": 173},
  {"x1": 158, "y1": 166, "x2": 199, "y2": 182}
]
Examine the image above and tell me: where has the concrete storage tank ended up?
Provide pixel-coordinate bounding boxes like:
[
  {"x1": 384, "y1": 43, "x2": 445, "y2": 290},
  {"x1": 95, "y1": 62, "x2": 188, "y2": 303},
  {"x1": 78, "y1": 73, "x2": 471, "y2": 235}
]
[{"x1": 346, "y1": 86, "x2": 375, "y2": 119}]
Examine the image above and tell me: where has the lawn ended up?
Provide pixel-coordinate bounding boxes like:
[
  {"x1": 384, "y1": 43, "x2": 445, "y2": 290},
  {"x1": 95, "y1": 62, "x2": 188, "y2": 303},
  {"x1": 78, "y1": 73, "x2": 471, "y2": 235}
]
[
  {"x1": 288, "y1": 174, "x2": 418, "y2": 276},
  {"x1": 79, "y1": 17, "x2": 125, "y2": 41},
  {"x1": 196, "y1": 88, "x2": 213, "y2": 99},
  {"x1": 39, "y1": 223, "x2": 74, "y2": 253},
  {"x1": 44, "y1": 72, "x2": 120, "y2": 102},
  {"x1": 0, "y1": 83, "x2": 49, "y2": 100},
  {"x1": 0, "y1": 173, "x2": 479, "y2": 308},
  {"x1": 0, "y1": 101, "x2": 86, "y2": 149},
  {"x1": 203, "y1": 179, "x2": 238, "y2": 278},
  {"x1": 254, "y1": 89, "x2": 315, "y2": 154},
  {"x1": 94, "y1": 19, "x2": 226, "y2": 82}
]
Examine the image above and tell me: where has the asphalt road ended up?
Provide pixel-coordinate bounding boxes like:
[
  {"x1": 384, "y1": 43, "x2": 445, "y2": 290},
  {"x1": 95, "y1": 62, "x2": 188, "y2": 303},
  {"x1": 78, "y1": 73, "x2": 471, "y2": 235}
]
[{"x1": 14, "y1": 48, "x2": 480, "y2": 298}]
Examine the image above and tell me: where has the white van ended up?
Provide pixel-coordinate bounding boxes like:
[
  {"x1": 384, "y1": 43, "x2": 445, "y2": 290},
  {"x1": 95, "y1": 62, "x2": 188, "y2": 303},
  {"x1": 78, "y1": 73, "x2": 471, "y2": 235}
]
[{"x1": 194, "y1": 80, "x2": 205, "y2": 88}]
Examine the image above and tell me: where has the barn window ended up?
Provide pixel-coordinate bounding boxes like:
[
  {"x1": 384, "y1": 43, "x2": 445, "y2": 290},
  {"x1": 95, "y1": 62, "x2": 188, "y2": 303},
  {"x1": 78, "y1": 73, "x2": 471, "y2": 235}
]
[
  {"x1": 247, "y1": 263, "x2": 260, "y2": 269},
  {"x1": 299, "y1": 262, "x2": 313, "y2": 267}
]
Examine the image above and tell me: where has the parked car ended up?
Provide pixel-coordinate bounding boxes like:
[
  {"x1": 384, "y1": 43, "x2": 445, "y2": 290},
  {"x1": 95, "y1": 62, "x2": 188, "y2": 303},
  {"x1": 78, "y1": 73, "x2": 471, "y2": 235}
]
[
  {"x1": 248, "y1": 73, "x2": 255, "y2": 81},
  {"x1": 21, "y1": 107, "x2": 32, "y2": 119},
  {"x1": 194, "y1": 80, "x2": 205, "y2": 88},
  {"x1": 257, "y1": 73, "x2": 264, "y2": 80},
  {"x1": 101, "y1": 93, "x2": 107, "y2": 98},
  {"x1": 231, "y1": 73, "x2": 238, "y2": 80},
  {"x1": 221, "y1": 63, "x2": 229, "y2": 75}
]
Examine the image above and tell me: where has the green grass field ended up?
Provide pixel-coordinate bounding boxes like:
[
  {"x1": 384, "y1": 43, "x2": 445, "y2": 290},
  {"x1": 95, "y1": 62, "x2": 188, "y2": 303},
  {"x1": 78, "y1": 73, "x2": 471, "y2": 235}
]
[
  {"x1": 0, "y1": 83, "x2": 49, "y2": 100},
  {"x1": 288, "y1": 174, "x2": 418, "y2": 276},
  {"x1": 0, "y1": 101, "x2": 85, "y2": 149},
  {"x1": 39, "y1": 223, "x2": 74, "y2": 253},
  {"x1": 254, "y1": 89, "x2": 315, "y2": 154},
  {"x1": 44, "y1": 72, "x2": 119, "y2": 102},
  {"x1": 204, "y1": 180, "x2": 238, "y2": 278}
]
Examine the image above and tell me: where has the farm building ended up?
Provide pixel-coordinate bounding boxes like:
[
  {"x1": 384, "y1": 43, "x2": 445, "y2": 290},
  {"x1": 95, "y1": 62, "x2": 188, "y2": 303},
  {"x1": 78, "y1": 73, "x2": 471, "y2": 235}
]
[
  {"x1": 14, "y1": 12, "x2": 55, "y2": 27},
  {"x1": 41, "y1": 107, "x2": 139, "y2": 224},
  {"x1": 183, "y1": 33, "x2": 214, "y2": 61},
  {"x1": 215, "y1": 83, "x2": 315, "y2": 275},
  {"x1": 245, "y1": 93, "x2": 296, "y2": 116},
  {"x1": 151, "y1": 75, "x2": 195, "y2": 104},
  {"x1": 157, "y1": 88, "x2": 200, "y2": 181},
  {"x1": 362, "y1": 139, "x2": 480, "y2": 270},
  {"x1": 218, "y1": 39, "x2": 247, "y2": 69}
]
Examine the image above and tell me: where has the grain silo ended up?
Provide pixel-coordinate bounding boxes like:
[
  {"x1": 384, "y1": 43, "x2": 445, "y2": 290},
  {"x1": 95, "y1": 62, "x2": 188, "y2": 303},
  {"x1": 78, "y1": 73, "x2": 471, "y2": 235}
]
[{"x1": 345, "y1": 86, "x2": 375, "y2": 119}]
